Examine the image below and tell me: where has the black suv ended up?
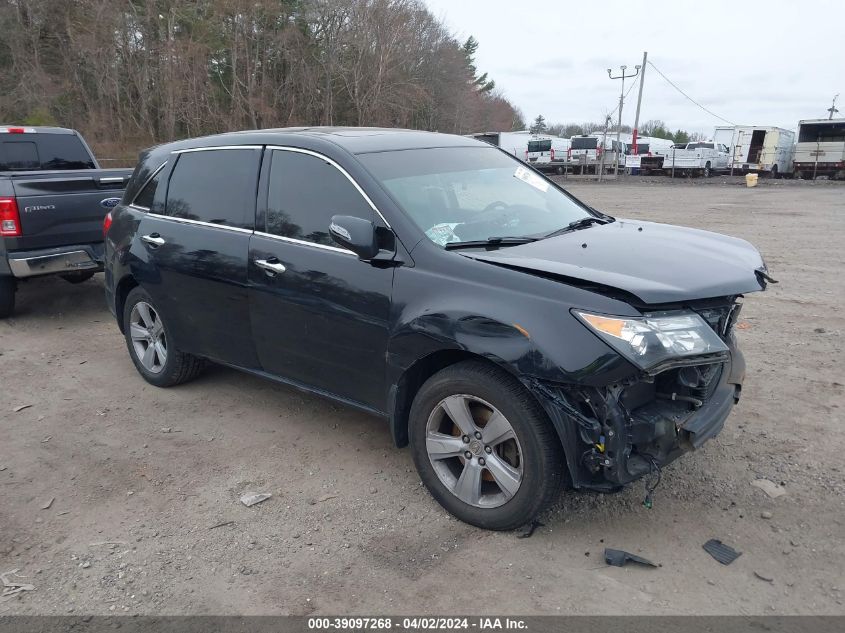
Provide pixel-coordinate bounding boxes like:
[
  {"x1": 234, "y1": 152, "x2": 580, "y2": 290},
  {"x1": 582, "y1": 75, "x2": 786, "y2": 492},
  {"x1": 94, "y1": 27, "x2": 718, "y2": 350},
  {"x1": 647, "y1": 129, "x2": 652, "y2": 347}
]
[{"x1": 104, "y1": 128, "x2": 771, "y2": 530}]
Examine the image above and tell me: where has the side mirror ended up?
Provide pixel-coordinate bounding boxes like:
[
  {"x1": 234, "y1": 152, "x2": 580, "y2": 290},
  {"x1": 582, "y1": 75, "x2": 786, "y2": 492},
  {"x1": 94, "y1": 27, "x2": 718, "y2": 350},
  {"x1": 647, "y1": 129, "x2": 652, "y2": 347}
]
[{"x1": 329, "y1": 215, "x2": 379, "y2": 260}]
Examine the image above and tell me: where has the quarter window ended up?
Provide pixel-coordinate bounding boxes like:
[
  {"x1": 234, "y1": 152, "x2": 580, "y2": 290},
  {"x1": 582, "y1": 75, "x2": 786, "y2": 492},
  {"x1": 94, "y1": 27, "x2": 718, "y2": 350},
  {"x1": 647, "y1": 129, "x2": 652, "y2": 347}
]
[
  {"x1": 266, "y1": 150, "x2": 373, "y2": 246},
  {"x1": 133, "y1": 169, "x2": 162, "y2": 209},
  {"x1": 166, "y1": 149, "x2": 259, "y2": 229}
]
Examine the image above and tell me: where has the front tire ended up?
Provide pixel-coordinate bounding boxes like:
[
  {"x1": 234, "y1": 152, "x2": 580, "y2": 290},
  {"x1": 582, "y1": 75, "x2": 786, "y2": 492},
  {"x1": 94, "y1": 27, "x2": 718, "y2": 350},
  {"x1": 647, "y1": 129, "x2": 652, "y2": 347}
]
[
  {"x1": 0, "y1": 276, "x2": 16, "y2": 318},
  {"x1": 409, "y1": 361, "x2": 564, "y2": 530},
  {"x1": 122, "y1": 286, "x2": 204, "y2": 387}
]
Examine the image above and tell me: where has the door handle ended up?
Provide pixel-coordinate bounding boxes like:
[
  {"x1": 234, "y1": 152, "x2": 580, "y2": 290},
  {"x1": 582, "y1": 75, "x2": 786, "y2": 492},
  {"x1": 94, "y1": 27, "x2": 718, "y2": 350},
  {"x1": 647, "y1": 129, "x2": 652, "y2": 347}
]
[
  {"x1": 254, "y1": 258, "x2": 286, "y2": 275},
  {"x1": 141, "y1": 234, "x2": 165, "y2": 247}
]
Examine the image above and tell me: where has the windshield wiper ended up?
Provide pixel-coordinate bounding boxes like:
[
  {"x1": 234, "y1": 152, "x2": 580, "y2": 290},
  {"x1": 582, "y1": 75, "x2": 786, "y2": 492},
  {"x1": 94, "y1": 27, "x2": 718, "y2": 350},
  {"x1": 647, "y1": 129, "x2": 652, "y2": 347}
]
[
  {"x1": 444, "y1": 236, "x2": 538, "y2": 250},
  {"x1": 543, "y1": 216, "x2": 610, "y2": 239}
]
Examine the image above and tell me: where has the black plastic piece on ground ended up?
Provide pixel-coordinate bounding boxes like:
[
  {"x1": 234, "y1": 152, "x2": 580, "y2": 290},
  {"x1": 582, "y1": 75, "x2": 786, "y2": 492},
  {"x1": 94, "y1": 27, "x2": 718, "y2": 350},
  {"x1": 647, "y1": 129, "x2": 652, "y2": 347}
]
[
  {"x1": 703, "y1": 538, "x2": 742, "y2": 565},
  {"x1": 604, "y1": 548, "x2": 657, "y2": 568},
  {"x1": 517, "y1": 520, "x2": 545, "y2": 539}
]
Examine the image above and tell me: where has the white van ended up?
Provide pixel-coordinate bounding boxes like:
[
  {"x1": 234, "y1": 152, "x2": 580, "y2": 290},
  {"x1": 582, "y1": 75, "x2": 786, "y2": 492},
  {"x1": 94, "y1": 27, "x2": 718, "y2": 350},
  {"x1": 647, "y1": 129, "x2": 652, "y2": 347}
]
[
  {"x1": 527, "y1": 137, "x2": 570, "y2": 172},
  {"x1": 568, "y1": 135, "x2": 625, "y2": 172},
  {"x1": 730, "y1": 127, "x2": 795, "y2": 177}
]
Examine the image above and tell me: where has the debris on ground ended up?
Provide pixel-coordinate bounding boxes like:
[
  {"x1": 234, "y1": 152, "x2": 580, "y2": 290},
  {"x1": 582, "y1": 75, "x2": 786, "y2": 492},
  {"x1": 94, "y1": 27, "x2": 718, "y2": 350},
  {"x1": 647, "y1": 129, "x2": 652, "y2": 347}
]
[
  {"x1": 1, "y1": 569, "x2": 35, "y2": 602},
  {"x1": 12, "y1": 404, "x2": 33, "y2": 413},
  {"x1": 754, "y1": 570, "x2": 775, "y2": 583},
  {"x1": 41, "y1": 497, "x2": 54, "y2": 510},
  {"x1": 209, "y1": 520, "x2": 235, "y2": 530},
  {"x1": 604, "y1": 548, "x2": 658, "y2": 568},
  {"x1": 314, "y1": 494, "x2": 338, "y2": 503},
  {"x1": 517, "y1": 519, "x2": 545, "y2": 539},
  {"x1": 761, "y1": 511, "x2": 773, "y2": 519},
  {"x1": 240, "y1": 492, "x2": 272, "y2": 507},
  {"x1": 703, "y1": 539, "x2": 742, "y2": 565},
  {"x1": 751, "y1": 479, "x2": 787, "y2": 499}
]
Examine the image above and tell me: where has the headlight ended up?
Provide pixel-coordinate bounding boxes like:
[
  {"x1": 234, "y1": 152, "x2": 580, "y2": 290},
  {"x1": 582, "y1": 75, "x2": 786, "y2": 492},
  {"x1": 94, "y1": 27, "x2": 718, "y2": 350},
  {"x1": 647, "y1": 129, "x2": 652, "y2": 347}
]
[{"x1": 573, "y1": 310, "x2": 728, "y2": 371}]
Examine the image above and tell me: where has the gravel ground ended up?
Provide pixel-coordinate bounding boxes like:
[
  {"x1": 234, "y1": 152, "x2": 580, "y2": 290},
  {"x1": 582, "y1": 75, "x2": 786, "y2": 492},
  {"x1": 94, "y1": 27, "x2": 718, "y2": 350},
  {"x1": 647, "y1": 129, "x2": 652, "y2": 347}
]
[{"x1": 1, "y1": 178, "x2": 843, "y2": 615}]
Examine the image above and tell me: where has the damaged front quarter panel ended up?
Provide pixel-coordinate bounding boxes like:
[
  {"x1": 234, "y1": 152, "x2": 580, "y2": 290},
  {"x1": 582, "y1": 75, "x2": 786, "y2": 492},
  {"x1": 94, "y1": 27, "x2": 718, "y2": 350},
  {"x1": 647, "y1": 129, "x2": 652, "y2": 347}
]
[{"x1": 524, "y1": 322, "x2": 746, "y2": 491}]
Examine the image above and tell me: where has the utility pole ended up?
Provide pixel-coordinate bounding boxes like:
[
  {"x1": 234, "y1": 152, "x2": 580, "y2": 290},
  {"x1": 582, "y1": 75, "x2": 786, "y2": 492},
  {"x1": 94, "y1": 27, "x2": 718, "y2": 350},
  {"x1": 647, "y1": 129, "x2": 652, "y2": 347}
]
[
  {"x1": 828, "y1": 94, "x2": 840, "y2": 120},
  {"x1": 632, "y1": 51, "x2": 648, "y2": 155},
  {"x1": 607, "y1": 62, "x2": 641, "y2": 176}
]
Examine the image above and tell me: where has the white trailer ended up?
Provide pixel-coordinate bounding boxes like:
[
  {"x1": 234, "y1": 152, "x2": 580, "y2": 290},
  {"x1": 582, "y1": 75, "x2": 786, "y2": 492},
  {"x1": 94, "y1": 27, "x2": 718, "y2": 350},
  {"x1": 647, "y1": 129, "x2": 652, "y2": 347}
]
[
  {"x1": 729, "y1": 126, "x2": 795, "y2": 177},
  {"x1": 467, "y1": 131, "x2": 531, "y2": 159},
  {"x1": 793, "y1": 118, "x2": 845, "y2": 180}
]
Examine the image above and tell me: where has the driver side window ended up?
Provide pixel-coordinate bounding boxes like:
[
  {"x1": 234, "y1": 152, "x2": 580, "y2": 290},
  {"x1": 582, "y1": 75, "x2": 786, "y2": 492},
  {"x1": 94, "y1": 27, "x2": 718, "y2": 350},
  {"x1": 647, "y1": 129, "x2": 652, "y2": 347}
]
[{"x1": 266, "y1": 150, "x2": 374, "y2": 246}]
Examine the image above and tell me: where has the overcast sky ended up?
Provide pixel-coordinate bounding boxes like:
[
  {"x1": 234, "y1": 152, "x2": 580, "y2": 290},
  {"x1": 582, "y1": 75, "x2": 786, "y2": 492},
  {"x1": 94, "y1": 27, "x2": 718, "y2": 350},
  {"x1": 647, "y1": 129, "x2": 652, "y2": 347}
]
[{"x1": 423, "y1": 0, "x2": 845, "y2": 136}]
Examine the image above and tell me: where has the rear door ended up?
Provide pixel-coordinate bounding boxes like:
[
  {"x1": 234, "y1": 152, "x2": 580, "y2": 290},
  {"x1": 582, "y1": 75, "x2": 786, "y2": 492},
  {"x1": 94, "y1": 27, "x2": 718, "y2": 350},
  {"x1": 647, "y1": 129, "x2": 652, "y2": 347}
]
[
  {"x1": 134, "y1": 146, "x2": 261, "y2": 368},
  {"x1": 248, "y1": 147, "x2": 393, "y2": 411}
]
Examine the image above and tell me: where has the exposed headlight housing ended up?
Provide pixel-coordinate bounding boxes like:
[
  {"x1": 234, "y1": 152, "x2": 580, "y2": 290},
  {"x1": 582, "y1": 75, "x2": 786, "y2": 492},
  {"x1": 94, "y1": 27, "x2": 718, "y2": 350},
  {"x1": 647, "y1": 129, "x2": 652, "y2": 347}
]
[{"x1": 573, "y1": 310, "x2": 729, "y2": 372}]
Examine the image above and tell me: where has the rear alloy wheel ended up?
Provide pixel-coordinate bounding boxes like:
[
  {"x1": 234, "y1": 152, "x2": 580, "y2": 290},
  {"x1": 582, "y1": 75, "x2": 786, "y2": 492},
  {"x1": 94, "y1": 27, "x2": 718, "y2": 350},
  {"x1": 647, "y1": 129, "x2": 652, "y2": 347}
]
[
  {"x1": 409, "y1": 361, "x2": 563, "y2": 530},
  {"x1": 123, "y1": 286, "x2": 204, "y2": 387},
  {"x1": 0, "y1": 276, "x2": 16, "y2": 319}
]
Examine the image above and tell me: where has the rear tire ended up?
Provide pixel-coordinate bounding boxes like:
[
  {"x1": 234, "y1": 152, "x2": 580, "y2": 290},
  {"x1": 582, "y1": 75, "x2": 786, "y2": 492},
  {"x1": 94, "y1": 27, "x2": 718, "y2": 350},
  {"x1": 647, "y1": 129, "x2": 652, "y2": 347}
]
[
  {"x1": 409, "y1": 360, "x2": 564, "y2": 530},
  {"x1": 703, "y1": 162, "x2": 712, "y2": 178},
  {"x1": 0, "y1": 276, "x2": 16, "y2": 318},
  {"x1": 769, "y1": 165, "x2": 779, "y2": 179},
  {"x1": 60, "y1": 271, "x2": 96, "y2": 284},
  {"x1": 122, "y1": 286, "x2": 204, "y2": 387}
]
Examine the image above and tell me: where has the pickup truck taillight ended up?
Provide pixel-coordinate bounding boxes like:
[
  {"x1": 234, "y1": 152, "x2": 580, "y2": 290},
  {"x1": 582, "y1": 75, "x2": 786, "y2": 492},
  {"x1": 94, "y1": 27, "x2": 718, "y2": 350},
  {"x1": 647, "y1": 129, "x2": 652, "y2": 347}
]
[
  {"x1": 103, "y1": 211, "x2": 113, "y2": 238},
  {"x1": 0, "y1": 197, "x2": 21, "y2": 237},
  {"x1": 550, "y1": 148, "x2": 555, "y2": 161}
]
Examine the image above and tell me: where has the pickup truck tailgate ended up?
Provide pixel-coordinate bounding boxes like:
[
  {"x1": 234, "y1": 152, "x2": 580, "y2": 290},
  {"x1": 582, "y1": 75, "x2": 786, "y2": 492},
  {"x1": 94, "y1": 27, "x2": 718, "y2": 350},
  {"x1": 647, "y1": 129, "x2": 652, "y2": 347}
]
[{"x1": 10, "y1": 171, "x2": 130, "y2": 250}]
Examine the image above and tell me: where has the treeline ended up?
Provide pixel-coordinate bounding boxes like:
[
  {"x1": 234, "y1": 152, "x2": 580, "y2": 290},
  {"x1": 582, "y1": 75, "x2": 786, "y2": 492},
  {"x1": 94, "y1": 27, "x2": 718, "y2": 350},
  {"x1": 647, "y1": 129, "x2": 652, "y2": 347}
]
[
  {"x1": 0, "y1": 0, "x2": 524, "y2": 160},
  {"x1": 528, "y1": 115, "x2": 706, "y2": 144}
]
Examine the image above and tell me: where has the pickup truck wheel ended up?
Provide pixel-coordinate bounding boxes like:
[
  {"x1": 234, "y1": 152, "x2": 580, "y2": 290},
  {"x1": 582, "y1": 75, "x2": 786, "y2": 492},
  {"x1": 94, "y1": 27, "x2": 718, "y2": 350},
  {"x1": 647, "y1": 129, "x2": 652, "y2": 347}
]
[
  {"x1": 123, "y1": 287, "x2": 204, "y2": 387},
  {"x1": 703, "y1": 162, "x2": 712, "y2": 178},
  {"x1": 769, "y1": 165, "x2": 779, "y2": 179},
  {"x1": 60, "y1": 271, "x2": 96, "y2": 284},
  {"x1": 409, "y1": 360, "x2": 563, "y2": 530},
  {"x1": 0, "y1": 276, "x2": 16, "y2": 319}
]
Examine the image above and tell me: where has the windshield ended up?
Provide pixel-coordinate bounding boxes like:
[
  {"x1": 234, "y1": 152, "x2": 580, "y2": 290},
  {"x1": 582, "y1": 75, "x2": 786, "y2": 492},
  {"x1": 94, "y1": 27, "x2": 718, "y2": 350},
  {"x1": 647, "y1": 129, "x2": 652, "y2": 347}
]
[{"x1": 359, "y1": 146, "x2": 591, "y2": 246}]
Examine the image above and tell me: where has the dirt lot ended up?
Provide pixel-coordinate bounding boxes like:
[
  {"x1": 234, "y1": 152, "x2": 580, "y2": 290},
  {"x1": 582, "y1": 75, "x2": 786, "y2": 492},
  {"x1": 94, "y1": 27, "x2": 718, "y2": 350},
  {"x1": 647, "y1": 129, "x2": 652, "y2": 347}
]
[{"x1": 1, "y1": 178, "x2": 843, "y2": 616}]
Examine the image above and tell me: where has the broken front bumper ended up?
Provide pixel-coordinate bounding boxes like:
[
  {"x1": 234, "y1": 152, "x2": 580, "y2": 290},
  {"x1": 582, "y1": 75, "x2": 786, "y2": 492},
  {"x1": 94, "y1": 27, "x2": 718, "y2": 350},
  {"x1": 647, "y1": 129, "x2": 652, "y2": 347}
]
[{"x1": 529, "y1": 343, "x2": 745, "y2": 491}]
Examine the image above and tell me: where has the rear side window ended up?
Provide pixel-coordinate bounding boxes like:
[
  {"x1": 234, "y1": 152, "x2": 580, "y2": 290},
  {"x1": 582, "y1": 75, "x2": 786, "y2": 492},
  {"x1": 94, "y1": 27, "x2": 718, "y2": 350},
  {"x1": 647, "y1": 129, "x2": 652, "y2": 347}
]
[
  {"x1": 0, "y1": 133, "x2": 95, "y2": 170},
  {"x1": 132, "y1": 169, "x2": 162, "y2": 209},
  {"x1": 266, "y1": 150, "x2": 373, "y2": 246},
  {"x1": 165, "y1": 149, "x2": 259, "y2": 229}
]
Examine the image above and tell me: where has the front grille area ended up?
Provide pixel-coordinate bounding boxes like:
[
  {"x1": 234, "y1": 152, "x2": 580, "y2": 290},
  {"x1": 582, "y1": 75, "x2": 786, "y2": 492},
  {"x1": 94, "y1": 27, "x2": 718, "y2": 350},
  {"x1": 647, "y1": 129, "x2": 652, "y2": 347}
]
[{"x1": 695, "y1": 301, "x2": 742, "y2": 341}]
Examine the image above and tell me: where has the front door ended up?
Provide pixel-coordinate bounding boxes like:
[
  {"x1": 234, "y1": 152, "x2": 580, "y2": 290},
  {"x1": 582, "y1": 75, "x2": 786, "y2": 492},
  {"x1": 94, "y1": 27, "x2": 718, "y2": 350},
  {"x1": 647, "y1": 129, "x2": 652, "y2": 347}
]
[
  {"x1": 134, "y1": 147, "x2": 261, "y2": 369},
  {"x1": 248, "y1": 148, "x2": 393, "y2": 411}
]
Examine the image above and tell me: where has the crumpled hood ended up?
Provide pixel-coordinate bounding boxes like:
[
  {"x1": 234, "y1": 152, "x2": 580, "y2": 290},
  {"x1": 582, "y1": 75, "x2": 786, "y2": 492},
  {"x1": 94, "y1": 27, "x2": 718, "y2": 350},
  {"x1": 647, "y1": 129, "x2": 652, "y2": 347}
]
[{"x1": 461, "y1": 219, "x2": 768, "y2": 304}]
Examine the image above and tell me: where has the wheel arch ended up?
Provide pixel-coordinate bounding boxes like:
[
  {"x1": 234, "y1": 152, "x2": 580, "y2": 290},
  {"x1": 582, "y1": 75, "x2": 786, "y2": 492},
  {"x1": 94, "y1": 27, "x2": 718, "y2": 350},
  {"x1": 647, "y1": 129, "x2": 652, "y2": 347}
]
[
  {"x1": 114, "y1": 274, "x2": 139, "y2": 333},
  {"x1": 388, "y1": 349, "x2": 519, "y2": 448}
]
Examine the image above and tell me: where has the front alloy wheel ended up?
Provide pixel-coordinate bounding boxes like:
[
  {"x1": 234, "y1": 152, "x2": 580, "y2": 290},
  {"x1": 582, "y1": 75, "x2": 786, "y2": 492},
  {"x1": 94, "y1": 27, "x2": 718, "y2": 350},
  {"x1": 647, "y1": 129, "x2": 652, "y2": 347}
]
[
  {"x1": 426, "y1": 394, "x2": 523, "y2": 508},
  {"x1": 409, "y1": 361, "x2": 564, "y2": 530}
]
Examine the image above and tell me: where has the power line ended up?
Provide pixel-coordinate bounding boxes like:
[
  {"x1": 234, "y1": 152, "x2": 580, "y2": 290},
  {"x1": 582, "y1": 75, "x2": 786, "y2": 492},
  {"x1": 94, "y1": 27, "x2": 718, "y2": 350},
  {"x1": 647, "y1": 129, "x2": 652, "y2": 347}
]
[{"x1": 647, "y1": 60, "x2": 735, "y2": 125}]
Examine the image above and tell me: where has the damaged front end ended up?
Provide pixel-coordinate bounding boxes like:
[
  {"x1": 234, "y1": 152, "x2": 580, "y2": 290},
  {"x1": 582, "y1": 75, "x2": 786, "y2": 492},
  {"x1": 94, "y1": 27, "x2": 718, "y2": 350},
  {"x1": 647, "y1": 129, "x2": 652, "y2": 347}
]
[{"x1": 529, "y1": 298, "x2": 746, "y2": 491}]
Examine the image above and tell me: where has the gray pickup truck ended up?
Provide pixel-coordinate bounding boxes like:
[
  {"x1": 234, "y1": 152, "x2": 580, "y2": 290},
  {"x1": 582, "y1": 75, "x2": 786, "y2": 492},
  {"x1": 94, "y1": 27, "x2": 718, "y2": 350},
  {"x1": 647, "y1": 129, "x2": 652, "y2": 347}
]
[{"x1": 0, "y1": 126, "x2": 133, "y2": 317}]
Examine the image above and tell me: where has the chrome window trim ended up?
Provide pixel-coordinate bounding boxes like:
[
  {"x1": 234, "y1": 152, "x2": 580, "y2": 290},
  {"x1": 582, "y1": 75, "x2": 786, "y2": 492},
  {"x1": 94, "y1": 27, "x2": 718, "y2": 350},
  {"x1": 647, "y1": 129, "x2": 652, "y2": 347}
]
[
  {"x1": 146, "y1": 212, "x2": 254, "y2": 235},
  {"x1": 253, "y1": 230, "x2": 355, "y2": 256},
  {"x1": 129, "y1": 161, "x2": 168, "y2": 209},
  {"x1": 173, "y1": 145, "x2": 263, "y2": 154},
  {"x1": 265, "y1": 145, "x2": 391, "y2": 229}
]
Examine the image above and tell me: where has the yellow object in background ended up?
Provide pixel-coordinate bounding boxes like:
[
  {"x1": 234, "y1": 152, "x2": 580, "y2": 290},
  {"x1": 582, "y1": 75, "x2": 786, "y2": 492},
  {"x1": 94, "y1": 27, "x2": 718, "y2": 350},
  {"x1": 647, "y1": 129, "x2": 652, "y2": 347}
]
[{"x1": 746, "y1": 173, "x2": 759, "y2": 188}]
